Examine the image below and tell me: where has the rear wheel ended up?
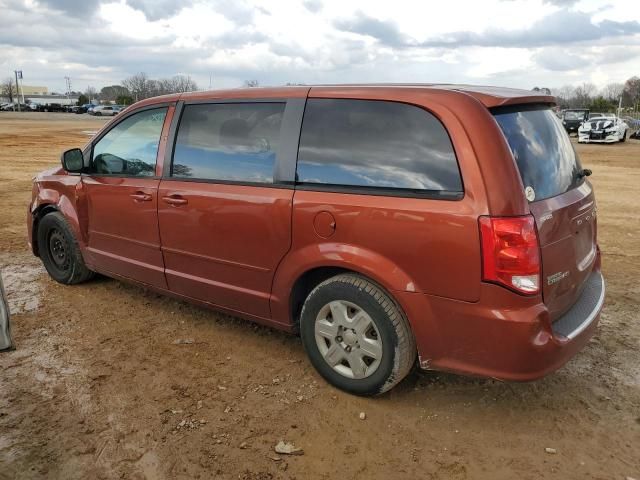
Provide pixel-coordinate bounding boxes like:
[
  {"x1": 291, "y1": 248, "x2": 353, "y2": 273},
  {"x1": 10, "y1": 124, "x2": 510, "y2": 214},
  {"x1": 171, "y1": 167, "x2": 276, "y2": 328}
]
[
  {"x1": 300, "y1": 273, "x2": 416, "y2": 396},
  {"x1": 37, "y1": 212, "x2": 94, "y2": 284}
]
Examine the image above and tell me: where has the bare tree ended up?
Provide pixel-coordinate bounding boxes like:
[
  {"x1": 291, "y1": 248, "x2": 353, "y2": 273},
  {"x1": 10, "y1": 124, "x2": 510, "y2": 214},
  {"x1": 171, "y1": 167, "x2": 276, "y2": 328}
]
[
  {"x1": 582, "y1": 82, "x2": 598, "y2": 98},
  {"x1": 84, "y1": 86, "x2": 98, "y2": 102},
  {"x1": 623, "y1": 76, "x2": 640, "y2": 109},
  {"x1": 244, "y1": 80, "x2": 259, "y2": 88},
  {"x1": 121, "y1": 73, "x2": 198, "y2": 100},
  {"x1": 170, "y1": 75, "x2": 198, "y2": 93},
  {"x1": 572, "y1": 83, "x2": 597, "y2": 108},
  {"x1": 602, "y1": 83, "x2": 624, "y2": 103},
  {"x1": 147, "y1": 79, "x2": 162, "y2": 97},
  {"x1": 122, "y1": 72, "x2": 152, "y2": 101},
  {"x1": 551, "y1": 85, "x2": 575, "y2": 108},
  {"x1": 1, "y1": 77, "x2": 16, "y2": 103}
]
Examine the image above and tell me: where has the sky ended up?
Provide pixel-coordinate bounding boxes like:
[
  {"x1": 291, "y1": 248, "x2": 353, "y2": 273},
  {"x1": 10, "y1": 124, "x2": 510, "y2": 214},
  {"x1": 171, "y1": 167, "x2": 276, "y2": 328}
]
[{"x1": 1, "y1": 0, "x2": 639, "y2": 94}]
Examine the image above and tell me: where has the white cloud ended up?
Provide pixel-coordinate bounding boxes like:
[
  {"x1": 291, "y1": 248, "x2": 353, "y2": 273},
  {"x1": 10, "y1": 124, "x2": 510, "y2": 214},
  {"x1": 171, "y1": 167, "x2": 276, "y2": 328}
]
[{"x1": 1, "y1": 0, "x2": 638, "y2": 93}]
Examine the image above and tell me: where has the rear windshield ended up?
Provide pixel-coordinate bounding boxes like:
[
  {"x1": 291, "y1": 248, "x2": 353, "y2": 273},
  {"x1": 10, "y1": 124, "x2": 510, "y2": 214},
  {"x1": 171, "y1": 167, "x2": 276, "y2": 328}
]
[
  {"x1": 493, "y1": 106, "x2": 583, "y2": 201},
  {"x1": 564, "y1": 111, "x2": 586, "y2": 120}
]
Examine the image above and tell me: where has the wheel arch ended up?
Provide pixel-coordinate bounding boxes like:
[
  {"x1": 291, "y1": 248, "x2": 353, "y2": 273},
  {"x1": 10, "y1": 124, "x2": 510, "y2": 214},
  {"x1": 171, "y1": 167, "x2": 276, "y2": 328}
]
[
  {"x1": 31, "y1": 204, "x2": 59, "y2": 256},
  {"x1": 31, "y1": 194, "x2": 84, "y2": 257},
  {"x1": 271, "y1": 243, "x2": 418, "y2": 330}
]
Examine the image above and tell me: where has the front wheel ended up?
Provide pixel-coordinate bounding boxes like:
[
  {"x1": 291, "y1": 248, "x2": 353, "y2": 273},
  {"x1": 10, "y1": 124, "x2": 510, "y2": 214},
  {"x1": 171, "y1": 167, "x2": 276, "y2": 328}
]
[
  {"x1": 37, "y1": 212, "x2": 94, "y2": 285},
  {"x1": 300, "y1": 274, "x2": 416, "y2": 396},
  {"x1": 620, "y1": 129, "x2": 626, "y2": 142}
]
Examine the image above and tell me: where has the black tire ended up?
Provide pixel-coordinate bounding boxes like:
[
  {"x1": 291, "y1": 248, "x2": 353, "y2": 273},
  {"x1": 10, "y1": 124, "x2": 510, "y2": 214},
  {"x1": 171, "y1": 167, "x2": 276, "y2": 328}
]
[
  {"x1": 620, "y1": 130, "x2": 626, "y2": 142},
  {"x1": 37, "y1": 212, "x2": 94, "y2": 285},
  {"x1": 300, "y1": 273, "x2": 416, "y2": 396}
]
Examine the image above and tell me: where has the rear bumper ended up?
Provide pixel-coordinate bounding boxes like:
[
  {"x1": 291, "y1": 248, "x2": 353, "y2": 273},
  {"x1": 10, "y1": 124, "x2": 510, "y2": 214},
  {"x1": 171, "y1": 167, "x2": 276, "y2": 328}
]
[
  {"x1": 551, "y1": 272, "x2": 604, "y2": 340},
  {"x1": 396, "y1": 269, "x2": 604, "y2": 381}
]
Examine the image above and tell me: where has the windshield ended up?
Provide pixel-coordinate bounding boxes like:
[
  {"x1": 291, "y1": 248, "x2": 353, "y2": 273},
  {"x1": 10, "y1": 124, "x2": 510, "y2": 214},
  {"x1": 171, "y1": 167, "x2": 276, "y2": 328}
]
[
  {"x1": 493, "y1": 106, "x2": 583, "y2": 201},
  {"x1": 564, "y1": 111, "x2": 586, "y2": 120}
]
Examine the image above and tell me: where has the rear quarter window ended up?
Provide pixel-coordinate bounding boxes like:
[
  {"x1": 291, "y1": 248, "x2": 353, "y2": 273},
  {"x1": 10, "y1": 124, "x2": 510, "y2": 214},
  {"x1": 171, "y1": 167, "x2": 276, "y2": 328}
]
[
  {"x1": 493, "y1": 106, "x2": 583, "y2": 201},
  {"x1": 296, "y1": 99, "x2": 463, "y2": 196}
]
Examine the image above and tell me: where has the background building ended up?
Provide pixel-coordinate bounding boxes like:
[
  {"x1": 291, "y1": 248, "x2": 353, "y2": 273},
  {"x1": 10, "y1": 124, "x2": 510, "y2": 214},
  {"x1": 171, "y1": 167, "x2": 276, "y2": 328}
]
[{"x1": 1, "y1": 85, "x2": 78, "y2": 106}]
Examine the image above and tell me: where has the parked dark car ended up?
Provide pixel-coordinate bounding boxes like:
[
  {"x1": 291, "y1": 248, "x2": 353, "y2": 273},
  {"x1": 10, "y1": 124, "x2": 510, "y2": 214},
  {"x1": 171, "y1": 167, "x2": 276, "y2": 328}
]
[
  {"x1": 72, "y1": 104, "x2": 94, "y2": 114},
  {"x1": 37, "y1": 103, "x2": 67, "y2": 112},
  {"x1": 27, "y1": 85, "x2": 604, "y2": 395},
  {"x1": 562, "y1": 109, "x2": 589, "y2": 134},
  {"x1": 1, "y1": 103, "x2": 29, "y2": 111}
]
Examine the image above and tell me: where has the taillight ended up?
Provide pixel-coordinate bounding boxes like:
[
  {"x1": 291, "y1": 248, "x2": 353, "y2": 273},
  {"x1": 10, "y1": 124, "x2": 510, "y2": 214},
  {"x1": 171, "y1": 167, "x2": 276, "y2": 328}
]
[{"x1": 479, "y1": 215, "x2": 540, "y2": 295}]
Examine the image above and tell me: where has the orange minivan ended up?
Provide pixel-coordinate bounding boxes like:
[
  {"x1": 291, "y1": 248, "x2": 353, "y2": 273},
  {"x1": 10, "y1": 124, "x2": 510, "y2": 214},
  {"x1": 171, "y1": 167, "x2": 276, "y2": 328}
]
[{"x1": 28, "y1": 85, "x2": 604, "y2": 395}]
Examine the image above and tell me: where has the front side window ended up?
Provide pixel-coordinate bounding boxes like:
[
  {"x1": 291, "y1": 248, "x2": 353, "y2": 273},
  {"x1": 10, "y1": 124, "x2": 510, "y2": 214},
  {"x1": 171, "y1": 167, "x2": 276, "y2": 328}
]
[
  {"x1": 92, "y1": 107, "x2": 167, "y2": 176},
  {"x1": 296, "y1": 99, "x2": 463, "y2": 194},
  {"x1": 172, "y1": 102, "x2": 285, "y2": 183}
]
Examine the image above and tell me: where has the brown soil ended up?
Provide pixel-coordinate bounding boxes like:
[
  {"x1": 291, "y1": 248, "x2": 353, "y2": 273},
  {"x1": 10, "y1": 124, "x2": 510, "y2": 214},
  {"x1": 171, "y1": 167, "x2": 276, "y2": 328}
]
[{"x1": 1, "y1": 112, "x2": 639, "y2": 480}]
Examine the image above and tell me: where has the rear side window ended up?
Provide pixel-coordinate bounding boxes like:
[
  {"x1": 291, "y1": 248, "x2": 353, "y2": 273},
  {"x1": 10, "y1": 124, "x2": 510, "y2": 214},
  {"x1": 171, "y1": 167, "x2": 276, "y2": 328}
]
[
  {"x1": 296, "y1": 99, "x2": 463, "y2": 195},
  {"x1": 172, "y1": 103, "x2": 285, "y2": 183},
  {"x1": 493, "y1": 106, "x2": 583, "y2": 201}
]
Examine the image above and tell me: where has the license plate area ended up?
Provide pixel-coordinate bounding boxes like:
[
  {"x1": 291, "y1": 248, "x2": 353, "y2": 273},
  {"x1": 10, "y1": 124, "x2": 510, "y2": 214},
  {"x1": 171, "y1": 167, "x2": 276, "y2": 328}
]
[{"x1": 572, "y1": 208, "x2": 596, "y2": 271}]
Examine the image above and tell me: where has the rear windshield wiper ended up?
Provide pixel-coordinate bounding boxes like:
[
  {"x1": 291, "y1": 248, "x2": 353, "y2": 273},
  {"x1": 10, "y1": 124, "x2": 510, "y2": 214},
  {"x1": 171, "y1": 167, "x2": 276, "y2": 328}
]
[{"x1": 577, "y1": 169, "x2": 592, "y2": 179}]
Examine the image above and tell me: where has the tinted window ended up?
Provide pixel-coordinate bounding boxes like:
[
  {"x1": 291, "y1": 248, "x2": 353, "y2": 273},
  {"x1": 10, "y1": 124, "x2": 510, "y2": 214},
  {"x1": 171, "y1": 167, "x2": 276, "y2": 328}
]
[
  {"x1": 172, "y1": 103, "x2": 285, "y2": 183},
  {"x1": 296, "y1": 99, "x2": 462, "y2": 193},
  {"x1": 493, "y1": 107, "x2": 583, "y2": 201},
  {"x1": 92, "y1": 107, "x2": 167, "y2": 176}
]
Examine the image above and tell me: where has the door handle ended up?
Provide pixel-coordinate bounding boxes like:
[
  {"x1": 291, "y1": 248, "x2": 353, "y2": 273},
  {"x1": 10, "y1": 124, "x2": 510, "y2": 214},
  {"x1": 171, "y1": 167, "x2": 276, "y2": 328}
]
[
  {"x1": 162, "y1": 195, "x2": 188, "y2": 206},
  {"x1": 130, "y1": 191, "x2": 152, "y2": 202}
]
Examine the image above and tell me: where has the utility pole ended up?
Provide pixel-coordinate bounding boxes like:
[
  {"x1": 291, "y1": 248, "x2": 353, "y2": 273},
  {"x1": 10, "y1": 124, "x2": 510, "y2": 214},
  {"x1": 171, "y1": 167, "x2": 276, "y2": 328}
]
[
  {"x1": 17, "y1": 71, "x2": 25, "y2": 106},
  {"x1": 14, "y1": 70, "x2": 21, "y2": 112},
  {"x1": 65, "y1": 76, "x2": 72, "y2": 105},
  {"x1": 618, "y1": 96, "x2": 622, "y2": 118}
]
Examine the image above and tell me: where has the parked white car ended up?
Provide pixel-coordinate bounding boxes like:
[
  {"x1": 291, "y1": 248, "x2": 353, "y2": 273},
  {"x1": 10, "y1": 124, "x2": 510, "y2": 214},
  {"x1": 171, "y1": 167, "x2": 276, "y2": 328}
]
[
  {"x1": 91, "y1": 105, "x2": 118, "y2": 116},
  {"x1": 578, "y1": 116, "x2": 628, "y2": 143}
]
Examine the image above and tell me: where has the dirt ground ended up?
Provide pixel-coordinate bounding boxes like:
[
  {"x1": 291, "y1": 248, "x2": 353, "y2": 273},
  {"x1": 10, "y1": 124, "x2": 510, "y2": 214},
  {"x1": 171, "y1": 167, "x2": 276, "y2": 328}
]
[{"x1": 0, "y1": 111, "x2": 638, "y2": 480}]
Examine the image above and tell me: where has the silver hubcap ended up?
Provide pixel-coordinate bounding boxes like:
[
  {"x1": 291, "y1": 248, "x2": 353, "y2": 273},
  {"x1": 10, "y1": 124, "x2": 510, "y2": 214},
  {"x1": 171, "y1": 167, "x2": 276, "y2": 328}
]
[{"x1": 314, "y1": 300, "x2": 383, "y2": 379}]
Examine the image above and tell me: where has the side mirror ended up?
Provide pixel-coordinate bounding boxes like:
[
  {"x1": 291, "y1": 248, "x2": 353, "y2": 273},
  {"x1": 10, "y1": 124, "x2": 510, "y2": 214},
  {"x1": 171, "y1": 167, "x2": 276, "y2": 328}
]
[{"x1": 61, "y1": 148, "x2": 84, "y2": 173}]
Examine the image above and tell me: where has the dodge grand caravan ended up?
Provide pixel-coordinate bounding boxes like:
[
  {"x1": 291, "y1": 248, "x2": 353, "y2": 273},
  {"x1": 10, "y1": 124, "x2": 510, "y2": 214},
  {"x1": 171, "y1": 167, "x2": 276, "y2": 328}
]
[{"x1": 28, "y1": 85, "x2": 604, "y2": 395}]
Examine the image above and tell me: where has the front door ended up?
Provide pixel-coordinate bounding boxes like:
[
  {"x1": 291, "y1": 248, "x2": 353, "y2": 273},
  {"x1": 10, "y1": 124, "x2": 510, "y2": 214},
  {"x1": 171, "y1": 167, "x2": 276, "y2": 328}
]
[
  {"x1": 82, "y1": 106, "x2": 169, "y2": 288},
  {"x1": 157, "y1": 101, "x2": 294, "y2": 318}
]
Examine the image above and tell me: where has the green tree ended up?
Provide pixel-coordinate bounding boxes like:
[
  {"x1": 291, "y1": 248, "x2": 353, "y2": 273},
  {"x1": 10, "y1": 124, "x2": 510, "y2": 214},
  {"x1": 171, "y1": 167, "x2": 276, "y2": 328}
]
[
  {"x1": 116, "y1": 95, "x2": 134, "y2": 105},
  {"x1": 589, "y1": 96, "x2": 613, "y2": 112},
  {"x1": 77, "y1": 94, "x2": 89, "y2": 105},
  {"x1": 100, "y1": 85, "x2": 130, "y2": 101}
]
